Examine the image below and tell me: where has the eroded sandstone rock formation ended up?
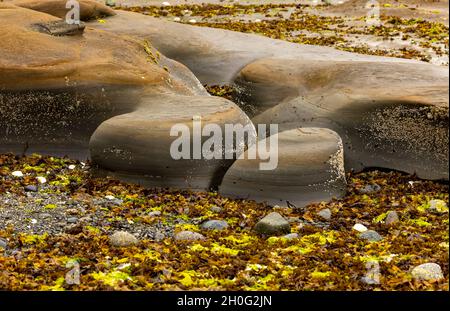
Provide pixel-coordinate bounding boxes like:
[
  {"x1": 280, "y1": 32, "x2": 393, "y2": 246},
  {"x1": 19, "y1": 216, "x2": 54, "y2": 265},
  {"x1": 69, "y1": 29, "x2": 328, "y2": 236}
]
[{"x1": 1, "y1": 0, "x2": 448, "y2": 207}]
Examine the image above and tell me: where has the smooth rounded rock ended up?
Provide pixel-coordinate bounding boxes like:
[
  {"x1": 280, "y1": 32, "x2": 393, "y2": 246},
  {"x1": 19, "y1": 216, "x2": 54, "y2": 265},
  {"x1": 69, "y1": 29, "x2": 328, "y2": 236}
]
[
  {"x1": 90, "y1": 94, "x2": 255, "y2": 190},
  {"x1": 24, "y1": 185, "x2": 38, "y2": 192},
  {"x1": 317, "y1": 208, "x2": 332, "y2": 221},
  {"x1": 254, "y1": 212, "x2": 291, "y2": 236},
  {"x1": 359, "y1": 184, "x2": 382, "y2": 194},
  {"x1": 353, "y1": 223, "x2": 368, "y2": 232},
  {"x1": 411, "y1": 263, "x2": 444, "y2": 281},
  {"x1": 201, "y1": 220, "x2": 229, "y2": 231},
  {"x1": 359, "y1": 230, "x2": 383, "y2": 242},
  {"x1": 109, "y1": 231, "x2": 139, "y2": 247},
  {"x1": 219, "y1": 128, "x2": 347, "y2": 207},
  {"x1": 174, "y1": 231, "x2": 205, "y2": 242}
]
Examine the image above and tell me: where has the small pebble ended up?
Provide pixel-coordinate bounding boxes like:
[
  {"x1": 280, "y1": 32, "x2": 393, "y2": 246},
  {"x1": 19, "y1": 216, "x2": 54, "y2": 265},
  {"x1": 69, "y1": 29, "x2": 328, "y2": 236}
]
[
  {"x1": 201, "y1": 220, "x2": 229, "y2": 231},
  {"x1": 385, "y1": 211, "x2": 399, "y2": 226},
  {"x1": 359, "y1": 184, "x2": 381, "y2": 194},
  {"x1": 148, "y1": 211, "x2": 162, "y2": 217},
  {"x1": 68, "y1": 165, "x2": 76, "y2": 170},
  {"x1": 428, "y1": 199, "x2": 448, "y2": 214},
  {"x1": 0, "y1": 238, "x2": 7, "y2": 250},
  {"x1": 359, "y1": 230, "x2": 382, "y2": 242},
  {"x1": 174, "y1": 231, "x2": 205, "y2": 242},
  {"x1": 154, "y1": 231, "x2": 165, "y2": 242},
  {"x1": 352, "y1": 223, "x2": 368, "y2": 232},
  {"x1": 36, "y1": 176, "x2": 47, "y2": 184},
  {"x1": 173, "y1": 17, "x2": 181, "y2": 22},
  {"x1": 109, "y1": 231, "x2": 139, "y2": 247},
  {"x1": 67, "y1": 217, "x2": 78, "y2": 224},
  {"x1": 282, "y1": 233, "x2": 299, "y2": 240},
  {"x1": 210, "y1": 205, "x2": 222, "y2": 213},
  {"x1": 254, "y1": 212, "x2": 291, "y2": 236},
  {"x1": 317, "y1": 208, "x2": 332, "y2": 220},
  {"x1": 12, "y1": 171, "x2": 23, "y2": 178},
  {"x1": 24, "y1": 185, "x2": 38, "y2": 192},
  {"x1": 411, "y1": 263, "x2": 444, "y2": 281}
]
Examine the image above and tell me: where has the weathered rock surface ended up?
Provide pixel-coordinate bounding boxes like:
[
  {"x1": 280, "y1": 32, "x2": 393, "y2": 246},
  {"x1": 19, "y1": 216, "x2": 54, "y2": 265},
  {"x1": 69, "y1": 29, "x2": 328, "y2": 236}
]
[
  {"x1": 90, "y1": 94, "x2": 255, "y2": 190},
  {"x1": 85, "y1": 8, "x2": 448, "y2": 180},
  {"x1": 219, "y1": 128, "x2": 347, "y2": 207},
  {"x1": 1, "y1": 2, "x2": 254, "y2": 190},
  {"x1": 1, "y1": 1, "x2": 448, "y2": 201},
  {"x1": 247, "y1": 58, "x2": 449, "y2": 180}
]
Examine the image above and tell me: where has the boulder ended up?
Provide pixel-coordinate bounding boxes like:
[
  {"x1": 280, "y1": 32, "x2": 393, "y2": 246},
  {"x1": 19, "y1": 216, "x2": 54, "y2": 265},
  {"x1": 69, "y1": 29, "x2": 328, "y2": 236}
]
[
  {"x1": 219, "y1": 128, "x2": 347, "y2": 207},
  {"x1": 90, "y1": 94, "x2": 255, "y2": 190}
]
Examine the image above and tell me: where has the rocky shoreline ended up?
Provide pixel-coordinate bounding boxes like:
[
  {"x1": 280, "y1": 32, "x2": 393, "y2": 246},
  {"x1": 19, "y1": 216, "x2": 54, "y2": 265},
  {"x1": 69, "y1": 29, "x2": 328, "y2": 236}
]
[
  {"x1": 0, "y1": 0, "x2": 448, "y2": 290},
  {"x1": 0, "y1": 153, "x2": 448, "y2": 290}
]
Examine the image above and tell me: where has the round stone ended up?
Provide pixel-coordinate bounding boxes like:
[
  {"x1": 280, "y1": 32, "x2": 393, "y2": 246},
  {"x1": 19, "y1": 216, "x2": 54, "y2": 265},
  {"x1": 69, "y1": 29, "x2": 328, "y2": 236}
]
[
  {"x1": 174, "y1": 231, "x2": 205, "y2": 242},
  {"x1": 352, "y1": 223, "x2": 368, "y2": 232},
  {"x1": 201, "y1": 220, "x2": 229, "y2": 231},
  {"x1": 411, "y1": 263, "x2": 444, "y2": 281},
  {"x1": 359, "y1": 230, "x2": 383, "y2": 242},
  {"x1": 317, "y1": 208, "x2": 332, "y2": 221},
  {"x1": 254, "y1": 212, "x2": 291, "y2": 236},
  {"x1": 109, "y1": 231, "x2": 139, "y2": 247}
]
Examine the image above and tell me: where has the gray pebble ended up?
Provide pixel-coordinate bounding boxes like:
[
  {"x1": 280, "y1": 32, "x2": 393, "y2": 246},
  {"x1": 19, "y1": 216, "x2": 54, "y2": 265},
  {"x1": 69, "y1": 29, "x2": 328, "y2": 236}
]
[
  {"x1": 317, "y1": 208, "x2": 332, "y2": 220},
  {"x1": 67, "y1": 217, "x2": 78, "y2": 224},
  {"x1": 428, "y1": 199, "x2": 448, "y2": 214},
  {"x1": 411, "y1": 263, "x2": 444, "y2": 281},
  {"x1": 359, "y1": 230, "x2": 383, "y2": 242},
  {"x1": 201, "y1": 220, "x2": 228, "y2": 231},
  {"x1": 359, "y1": 184, "x2": 381, "y2": 194},
  {"x1": 24, "y1": 185, "x2": 38, "y2": 192},
  {"x1": 210, "y1": 206, "x2": 222, "y2": 213},
  {"x1": 148, "y1": 211, "x2": 162, "y2": 217},
  {"x1": 254, "y1": 212, "x2": 291, "y2": 236}
]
